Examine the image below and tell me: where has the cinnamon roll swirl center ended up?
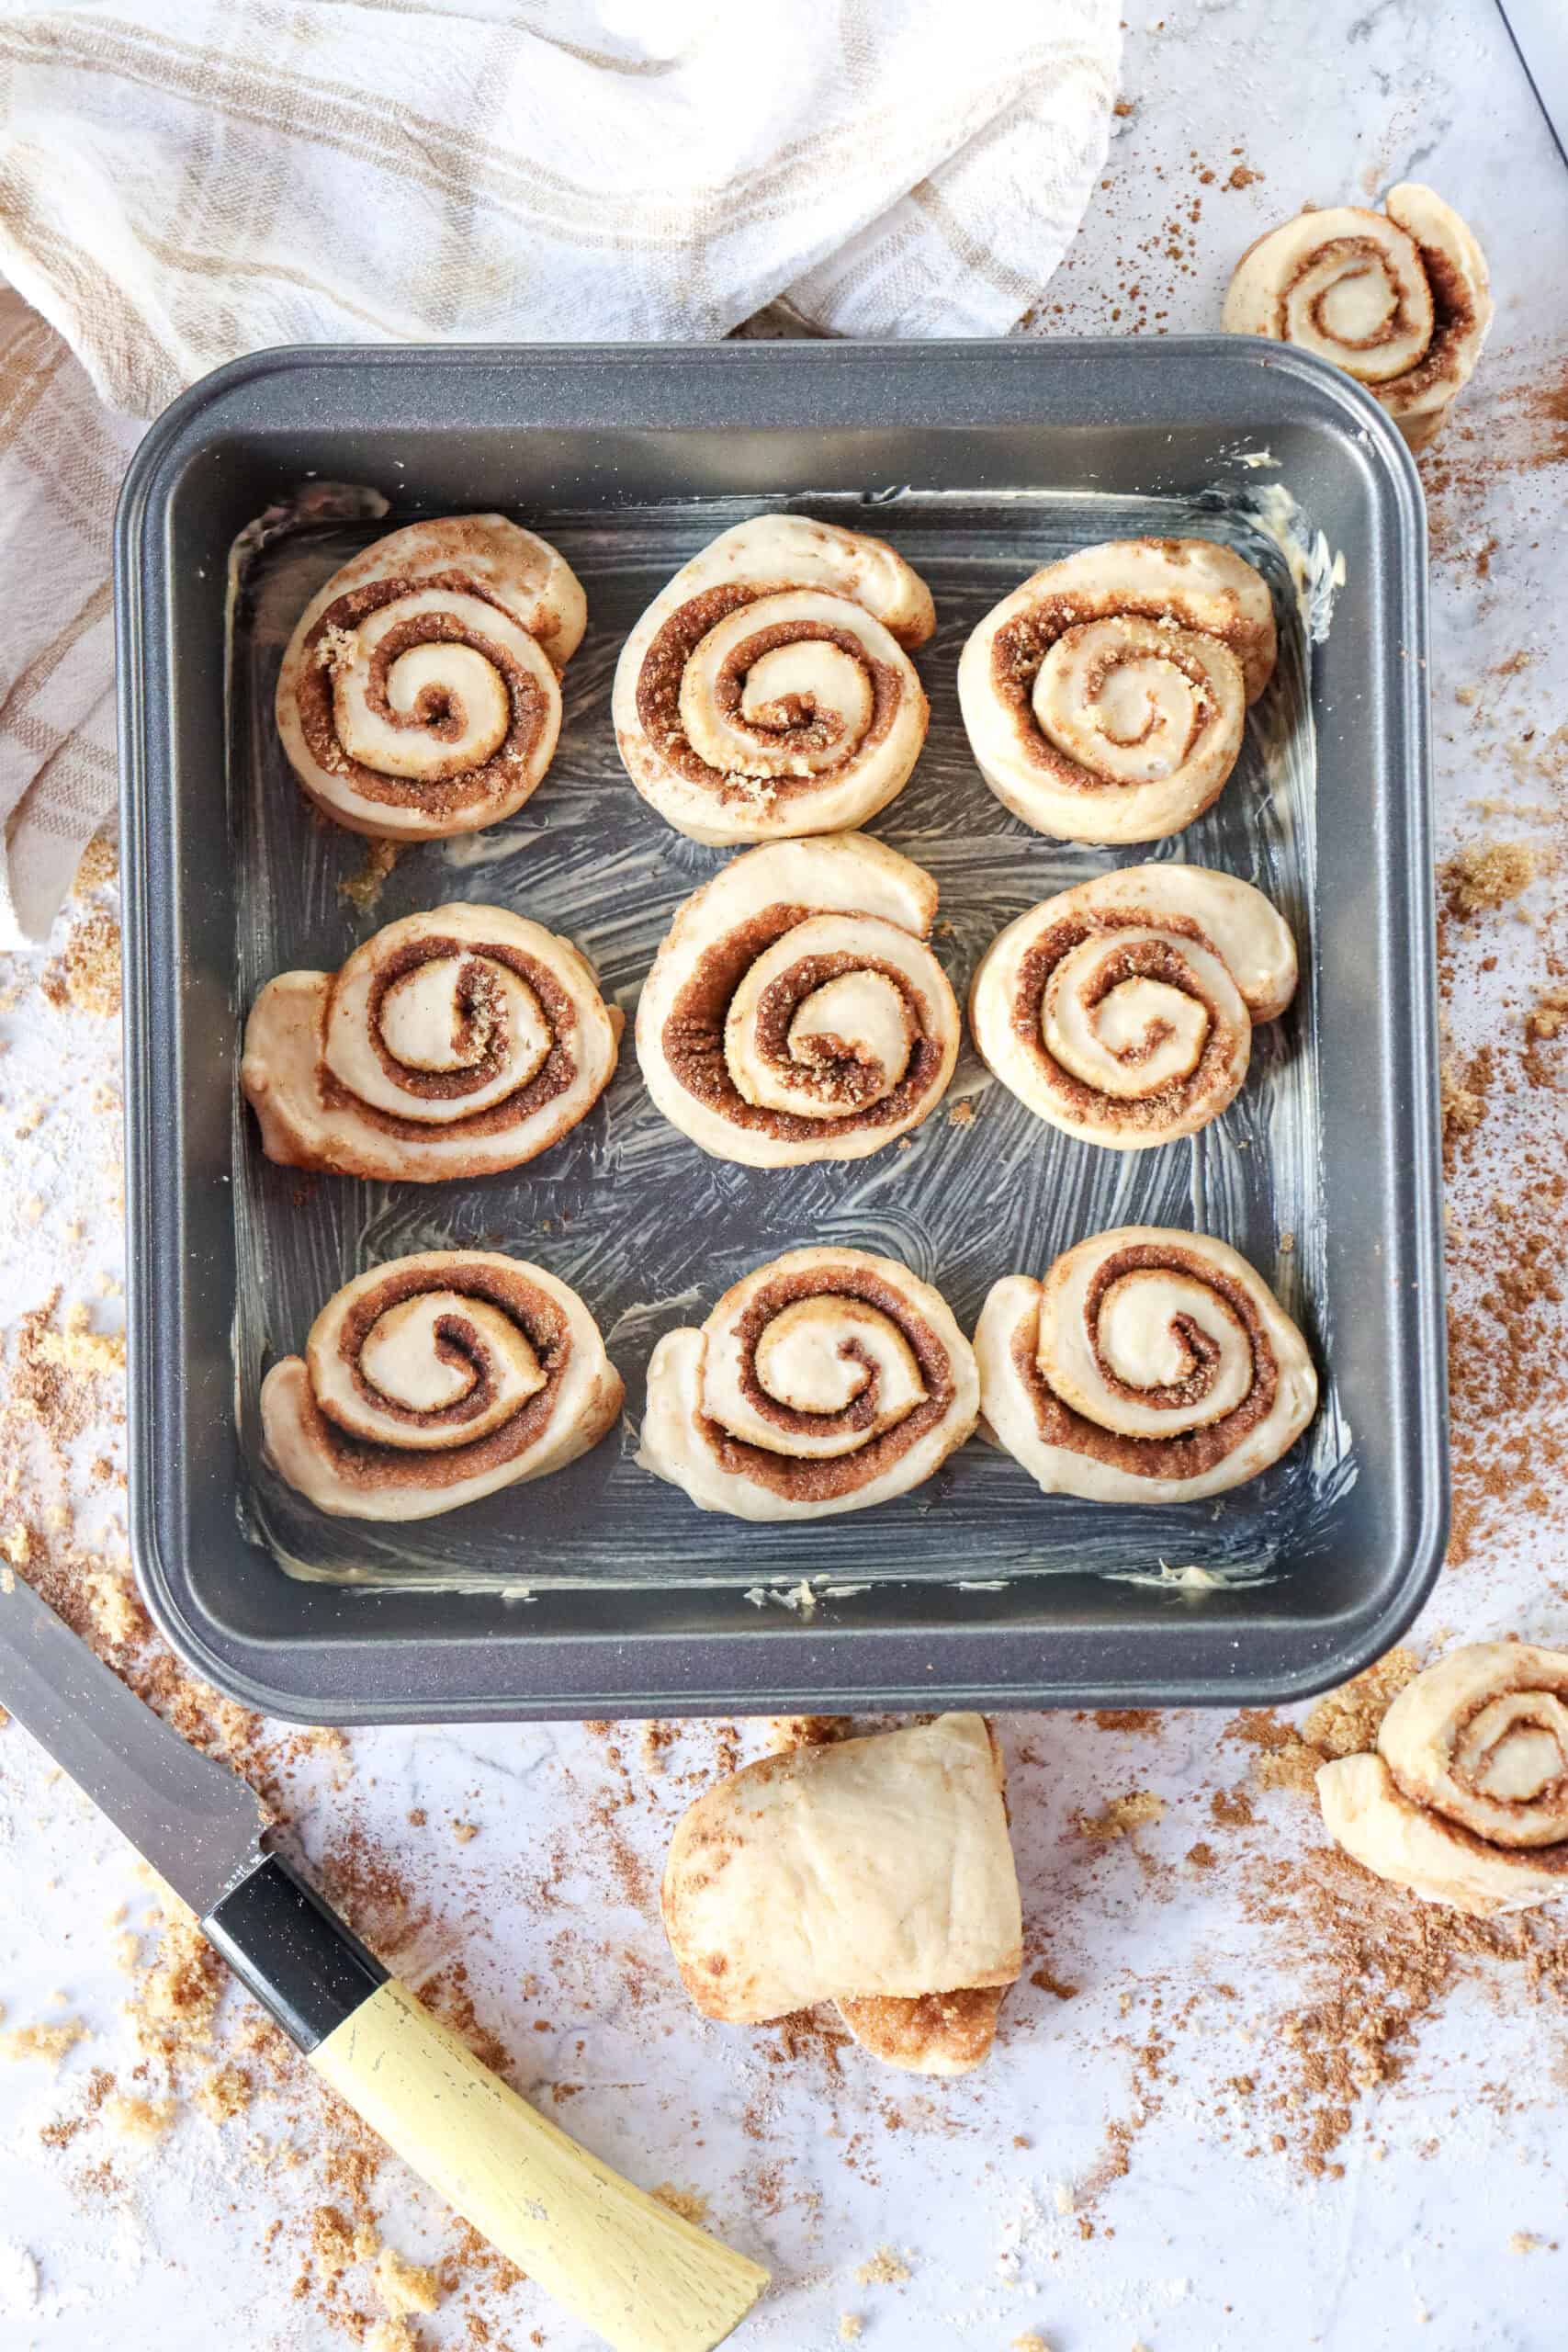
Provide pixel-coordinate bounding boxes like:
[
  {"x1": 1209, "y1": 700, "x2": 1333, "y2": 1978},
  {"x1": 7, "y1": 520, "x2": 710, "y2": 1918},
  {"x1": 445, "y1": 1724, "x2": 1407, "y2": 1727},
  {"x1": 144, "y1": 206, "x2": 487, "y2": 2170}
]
[
  {"x1": 299, "y1": 574, "x2": 551, "y2": 815},
  {"x1": 1019, "y1": 1242, "x2": 1278, "y2": 1481},
  {"x1": 323, "y1": 934, "x2": 577, "y2": 1136},
  {"x1": 304, "y1": 1262, "x2": 569, "y2": 1480},
  {"x1": 701, "y1": 1267, "x2": 956, "y2": 1501},
  {"x1": 1015, "y1": 917, "x2": 1239, "y2": 1128},
  {"x1": 664, "y1": 905, "x2": 945, "y2": 1141},
  {"x1": 636, "y1": 584, "x2": 901, "y2": 799}
]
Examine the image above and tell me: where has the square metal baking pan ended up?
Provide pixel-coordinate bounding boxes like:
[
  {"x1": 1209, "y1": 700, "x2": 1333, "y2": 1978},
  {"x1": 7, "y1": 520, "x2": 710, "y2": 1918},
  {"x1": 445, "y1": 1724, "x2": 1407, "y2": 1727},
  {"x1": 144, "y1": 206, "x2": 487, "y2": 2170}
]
[{"x1": 117, "y1": 338, "x2": 1447, "y2": 1724}]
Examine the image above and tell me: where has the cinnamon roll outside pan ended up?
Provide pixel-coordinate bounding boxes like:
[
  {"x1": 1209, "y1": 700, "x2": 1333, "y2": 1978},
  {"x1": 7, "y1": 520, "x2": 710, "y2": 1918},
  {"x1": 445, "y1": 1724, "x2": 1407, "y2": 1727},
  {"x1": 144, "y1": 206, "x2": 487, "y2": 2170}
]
[
  {"x1": 638, "y1": 1246, "x2": 980, "y2": 1521},
  {"x1": 612, "y1": 514, "x2": 934, "y2": 844},
  {"x1": 242, "y1": 903, "x2": 621, "y2": 1182},
  {"x1": 976, "y1": 1225, "x2": 1317, "y2": 1505},
  {"x1": 660, "y1": 1713, "x2": 1021, "y2": 2075},
  {"x1": 969, "y1": 864, "x2": 1297, "y2": 1151},
  {"x1": 275, "y1": 514, "x2": 585, "y2": 841},
  {"x1": 1318, "y1": 1645, "x2": 1568, "y2": 1917},
  {"x1": 957, "y1": 536, "x2": 1277, "y2": 844},
  {"x1": 636, "y1": 832, "x2": 961, "y2": 1168},
  {"x1": 262, "y1": 1251, "x2": 623, "y2": 1521},
  {"x1": 1223, "y1": 184, "x2": 1492, "y2": 449}
]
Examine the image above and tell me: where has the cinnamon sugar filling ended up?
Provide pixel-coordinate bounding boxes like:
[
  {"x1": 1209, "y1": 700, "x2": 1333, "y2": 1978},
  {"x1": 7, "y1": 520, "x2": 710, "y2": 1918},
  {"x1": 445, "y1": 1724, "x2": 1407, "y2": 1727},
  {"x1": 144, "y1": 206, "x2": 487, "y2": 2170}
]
[
  {"x1": 1015, "y1": 1242, "x2": 1277, "y2": 1481},
  {"x1": 635, "y1": 585, "x2": 901, "y2": 798},
  {"x1": 303, "y1": 1263, "x2": 569, "y2": 1490},
  {"x1": 295, "y1": 573, "x2": 550, "y2": 814},
  {"x1": 320, "y1": 935, "x2": 577, "y2": 1137},
  {"x1": 701, "y1": 1265, "x2": 956, "y2": 1501},
  {"x1": 662, "y1": 905, "x2": 943, "y2": 1137},
  {"x1": 1013, "y1": 914, "x2": 1239, "y2": 1127}
]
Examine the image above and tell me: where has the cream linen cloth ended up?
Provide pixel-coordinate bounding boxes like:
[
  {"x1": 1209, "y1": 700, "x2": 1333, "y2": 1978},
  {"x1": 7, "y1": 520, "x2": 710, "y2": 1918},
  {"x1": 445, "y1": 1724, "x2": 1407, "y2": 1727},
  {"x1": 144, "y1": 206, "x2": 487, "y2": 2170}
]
[{"x1": 0, "y1": 0, "x2": 1121, "y2": 947}]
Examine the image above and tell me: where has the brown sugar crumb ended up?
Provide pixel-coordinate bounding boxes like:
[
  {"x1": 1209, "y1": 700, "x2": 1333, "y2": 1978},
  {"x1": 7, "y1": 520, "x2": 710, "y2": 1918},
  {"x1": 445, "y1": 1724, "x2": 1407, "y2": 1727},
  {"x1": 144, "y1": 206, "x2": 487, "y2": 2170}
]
[
  {"x1": 1225, "y1": 164, "x2": 1263, "y2": 189},
  {"x1": 1030, "y1": 1965, "x2": 1080, "y2": 2001},
  {"x1": 1012, "y1": 2336, "x2": 1055, "y2": 2352},
  {"x1": 339, "y1": 837, "x2": 402, "y2": 914},
  {"x1": 855, "y1": 2245, "x2": 912, "y2": 2286},
  {"x1": 192, "y1": 2064, "x2": 252, "y2": 2122},
  {"x1": 106, "y1": 2091, "x2": 175, "y2": 2145},
  {"x1": 451, "y1": 1819, "x2": 479, "y2": 1844},
  {"x1": 1440, "y1": 839, "x2": 1546, "y2": 917},
  {"x1": 947, "y1": 1098, "x2": 976, "y2": 1128},
  {"x1": 839, "y1": 2316, "x2": 864, "y2": 2343},
  {"x1": 1237, "y1": 1650, "x2": 1418, "y2": 1799},
  {"x1": 316, "y1": 623, "x2": 361, "y2": 679},
  {"x1": 1440, "y1": 1051, "x2": 1488, "y2": 1146},
  {"x1": 1186, "y1": 1841, "x2": 1216, "y2": 1870},
  {"x1": 29, "y1": 1301, "x2": 126, "y2": 1383},
  {"x1": 376, "y1": 2243, "x2": 440, "y2": 2316},
  {"x1": 651, "y1": 2182, "x2": 710, "y2": 2227},
  {"x1": 1304, "y1": 1648, "x2": 1419, "y2": 1758},
  {"x1": 1092, "y1": 1708, "x2": 1160, "y2": 1734},
  {"x1": 367, "y1": 2324, "x2": 421, "y2": 2352},
  {"x1": 1528, "y1": 983, "x2": 1568, "y2": 1041},
  {"x1": 40, "y1": 910, "x2": 122, "y2": 1016},
  {"x1": 73, "y1": 831, "x2": 118, "y2": 893},
  {"x1": 766, "y1": 1713, "x2": 851, "y2": 1753},
  {"x1": 2, "y1": 2018, "x2": 86, "y2": 2069},
  {"x1": 1074, "y1": 1790, "x2": 1166, "y2": 1840},
  {"x1": 312, "y1": 2203, "x2": 357, "y2": 2281}
]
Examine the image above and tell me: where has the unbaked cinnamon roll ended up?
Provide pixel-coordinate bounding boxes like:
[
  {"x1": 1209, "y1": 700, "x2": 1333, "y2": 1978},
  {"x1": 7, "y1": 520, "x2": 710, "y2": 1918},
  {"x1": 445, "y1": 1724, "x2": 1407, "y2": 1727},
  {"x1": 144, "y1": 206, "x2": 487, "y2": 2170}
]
[
  {"x1": 957, "y1": 537, "x2": 1276, "y2": 843},
  {"x1": 662, "y1": 1713, "x2": 1021, "y2": 2075},
  {"x1": 242, "y1": 903, "x2": 621, "y2": 1182},
  {"x1": 276, "y1": 515, "x2": 586, "y2": 839},
  {"x1": 976, "y1": 1226, "x2": 1317, "y2": 1503},
  {"x1": 969, "y1": 865, "x2": 1296, "y2": 1150},
  {"x1": 612, "y1": 515, "x2": 934, "y2": 843},
  {"x1": 1223, "y1": 185, "x2": 1492, "y2": 449},
  {"x1": 637, "y1": 832, "x2": 960, "y2": 1167},
  {"x1": 261, "y1": 1250, "x2": 623, "y2": 1521},
  {"x1": 1318, "y1": 1645, "x2": 1568, "y2": 1917},
  {"x1": 639, "y1": 1246, "x2": 979, "y2": 1521}
]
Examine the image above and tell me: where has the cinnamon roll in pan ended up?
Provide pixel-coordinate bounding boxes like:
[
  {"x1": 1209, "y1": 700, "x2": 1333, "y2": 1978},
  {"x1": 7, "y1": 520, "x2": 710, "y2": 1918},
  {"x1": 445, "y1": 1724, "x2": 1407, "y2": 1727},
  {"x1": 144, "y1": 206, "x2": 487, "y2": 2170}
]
[
  {"x1": 276, "y1": 514, "x2": 585, "y2": 840},
  {"x1": 639, "y1": 1247, "x2": 979, "y2": 1521},
  {"x1": 242, "y1": 903, "x2": 620, "y2": 1182},
  {"x1": 637, "y1": 832, "x2": 960, "y2": 1167},
  {"x1": 976, "y1": 1226, "x2": 1316, "y2": 1505},
  {"x1": 613, "y1": 514, "x2": 934, "y2": 844},
  {"x1": 958, "y1": 537, "x2": 1276, "y2": 843},
  {"x1": 262, "y1": 1251, "x2": 623, "y2": 1521},
  {"x1": 969, "y1": 864, "x2": 1297, "y2": 1150}
]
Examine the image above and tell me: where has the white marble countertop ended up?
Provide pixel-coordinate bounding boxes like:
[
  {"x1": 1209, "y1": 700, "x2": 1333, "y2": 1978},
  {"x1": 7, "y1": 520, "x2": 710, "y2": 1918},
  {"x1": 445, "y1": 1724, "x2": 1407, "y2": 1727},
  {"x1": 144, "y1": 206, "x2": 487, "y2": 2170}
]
[{"x1": 2, "y1": 2, "x2": 1567, "y2": 2346}]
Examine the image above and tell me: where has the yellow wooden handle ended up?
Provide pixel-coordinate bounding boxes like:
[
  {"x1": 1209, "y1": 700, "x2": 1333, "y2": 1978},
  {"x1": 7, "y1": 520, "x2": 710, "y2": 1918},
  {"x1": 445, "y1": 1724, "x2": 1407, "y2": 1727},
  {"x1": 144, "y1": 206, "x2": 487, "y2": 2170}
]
[{"x1": 310, "y1": 1977, "x2": 768, "y2": 2352}]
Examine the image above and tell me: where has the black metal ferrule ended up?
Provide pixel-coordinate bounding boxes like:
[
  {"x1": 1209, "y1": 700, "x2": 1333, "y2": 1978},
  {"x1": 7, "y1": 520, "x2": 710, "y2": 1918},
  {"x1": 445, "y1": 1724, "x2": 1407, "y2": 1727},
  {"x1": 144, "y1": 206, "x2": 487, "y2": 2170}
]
[{"x1": 202, "y1": 1849, "x2": 388, "y2": 2052}]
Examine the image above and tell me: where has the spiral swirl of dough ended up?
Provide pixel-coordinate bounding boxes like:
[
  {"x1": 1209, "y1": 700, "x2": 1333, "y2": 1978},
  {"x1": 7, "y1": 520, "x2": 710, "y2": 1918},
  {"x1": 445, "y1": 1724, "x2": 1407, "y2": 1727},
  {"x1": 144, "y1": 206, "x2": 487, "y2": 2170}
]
[
  {"x1": 957, "y1": 537, "x2": 1276, "y2": 843},
  {"x1": 969, "y1": 865, "x2": 1296, "y2": 1151},
  {"x1": 261, "y1": 1251, "x2": 623, "y2": 1521},
  {"x1": 242, "y1": 904, "x2": 621, "y2": 1183},
  {"x1": 1223, "y1": 184, "x2": 1492, "y2": 448},
  {"x1": 976, "y1": 1225, "x2": 1317, "y2": 1504},
  {"x1": 1318, "y1": 1645, "x2": 1568, "y2": 1917},
  {"x1": 639, "y1": 1247, "x2": 980, "y2": 1521},
  {"x1": 276, "y1": 515, "x2": 586, "y2": 840},
  {"x1": 612, "y1": 516, "x2": 935, "y2": 844},
  {"x1": 637, "y1": 833, "x2": 960, "y2": 1167}
]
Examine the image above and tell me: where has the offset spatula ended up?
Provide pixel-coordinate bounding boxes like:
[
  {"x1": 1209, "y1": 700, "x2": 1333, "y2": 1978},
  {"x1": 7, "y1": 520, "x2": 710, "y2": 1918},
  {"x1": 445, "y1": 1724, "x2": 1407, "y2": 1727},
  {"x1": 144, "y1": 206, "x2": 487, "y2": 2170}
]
[{"x1": 0, "y1": 1570, "x2": 768, "y2": 2352}]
